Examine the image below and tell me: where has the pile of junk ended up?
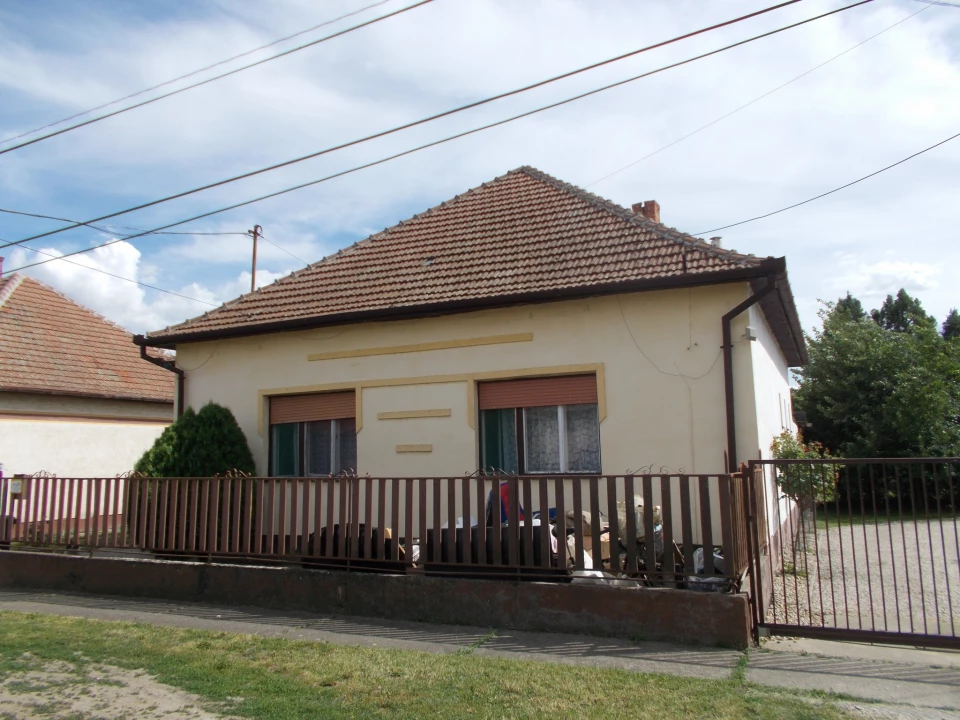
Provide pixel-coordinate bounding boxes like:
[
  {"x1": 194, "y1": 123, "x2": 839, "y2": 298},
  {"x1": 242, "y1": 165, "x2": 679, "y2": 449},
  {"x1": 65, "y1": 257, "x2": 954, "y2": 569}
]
[{"x1": 410, "y1": 484, "x2": 731, "y2": 592}]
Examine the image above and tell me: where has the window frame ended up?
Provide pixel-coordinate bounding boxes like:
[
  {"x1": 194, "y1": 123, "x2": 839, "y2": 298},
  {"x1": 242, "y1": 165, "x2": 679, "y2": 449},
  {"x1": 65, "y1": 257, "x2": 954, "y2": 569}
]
[
  {"x1": 269, "y1": 417, "x2": 356, "y2": 477},
  {"x1": 480, "y1": 404, "x2": 601, "y2": 475}
]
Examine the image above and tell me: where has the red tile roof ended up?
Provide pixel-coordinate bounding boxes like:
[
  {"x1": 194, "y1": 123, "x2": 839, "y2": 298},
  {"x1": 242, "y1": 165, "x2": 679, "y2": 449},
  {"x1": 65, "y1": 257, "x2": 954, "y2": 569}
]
[
  {"x1": 0, "y1": 274, "x2": 174, "y2": 403},
  {"x1": 144, "y1": 166, "x2": 805, "y2": 364}
]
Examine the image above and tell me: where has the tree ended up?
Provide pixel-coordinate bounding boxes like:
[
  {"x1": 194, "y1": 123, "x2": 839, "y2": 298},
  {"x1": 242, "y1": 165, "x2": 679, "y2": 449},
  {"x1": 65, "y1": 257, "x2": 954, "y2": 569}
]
[
  {"x1": 134, "y1": 402, "x2": 255, "y2": 477},
  {"x1": 835, "y1": 292, "x2": 866, "y2": 322},
  {"x1": 943, "y1": 309, "x2": 960, "y2": 341},
  {"x1": 770, "y1": 430, "x2": 838, "y2": 509},
  {"x1": 794, "y1": 296, "x2": 960, "y2": 459},
  {"x1": 870, "y1": 288, "x2": 935, "y2": 333}
]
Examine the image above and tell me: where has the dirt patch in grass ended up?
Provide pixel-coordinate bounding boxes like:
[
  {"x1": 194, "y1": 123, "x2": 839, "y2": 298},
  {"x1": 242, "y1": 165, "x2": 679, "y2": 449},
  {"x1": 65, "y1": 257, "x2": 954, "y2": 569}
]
[{"x1": 0, "y1": 654, "x2": 235, "y2": 720}]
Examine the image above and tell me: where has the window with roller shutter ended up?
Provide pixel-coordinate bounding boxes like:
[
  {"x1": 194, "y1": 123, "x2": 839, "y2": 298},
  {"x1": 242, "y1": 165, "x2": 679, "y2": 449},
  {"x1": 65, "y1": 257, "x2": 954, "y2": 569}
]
[
  {"x1": 478, "y1": 375, "x2": 601, "y2": 474},
  {"x1": 268, "y1": 391, "x2": 357, "y2": 476}
]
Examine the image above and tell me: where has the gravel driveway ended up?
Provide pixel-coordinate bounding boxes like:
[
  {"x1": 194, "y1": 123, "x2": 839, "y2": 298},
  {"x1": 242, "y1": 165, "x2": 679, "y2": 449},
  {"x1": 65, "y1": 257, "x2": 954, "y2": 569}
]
[{"x1": 768, "y1": 516, "x2": 960, "y2": 637}]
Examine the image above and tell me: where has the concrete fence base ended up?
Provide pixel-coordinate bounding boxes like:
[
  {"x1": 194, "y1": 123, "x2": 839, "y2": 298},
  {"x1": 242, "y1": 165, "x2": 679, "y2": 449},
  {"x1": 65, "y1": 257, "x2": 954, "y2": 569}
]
[{"x1": 0, "y1": 551, "x2": 751, "y2": 648}]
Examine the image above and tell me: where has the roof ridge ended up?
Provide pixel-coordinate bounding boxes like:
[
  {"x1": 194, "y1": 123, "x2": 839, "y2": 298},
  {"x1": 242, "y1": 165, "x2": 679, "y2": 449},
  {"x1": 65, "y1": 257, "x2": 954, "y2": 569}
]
[
  {"x1": 0, "y1": 273, "x2": 25, "y2": 309},
  {"x1": 516, "y1": 166, "x2": 758, "y2": 267}
]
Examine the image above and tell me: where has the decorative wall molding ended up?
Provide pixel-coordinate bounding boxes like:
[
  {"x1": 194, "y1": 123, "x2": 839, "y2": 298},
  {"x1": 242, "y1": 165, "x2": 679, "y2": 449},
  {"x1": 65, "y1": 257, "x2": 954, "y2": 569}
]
[
  {"x1": 307, "y1": 333, "x2": 533, "y2": 362},
  {"x1": 377, "y1": 409, "x2": 452, "y2": 420}
]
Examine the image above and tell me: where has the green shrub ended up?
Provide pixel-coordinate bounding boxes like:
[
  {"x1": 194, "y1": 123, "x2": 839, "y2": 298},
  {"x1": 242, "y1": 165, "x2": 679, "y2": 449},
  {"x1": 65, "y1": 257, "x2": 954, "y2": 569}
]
[
  {"x1": 770, "y1": 430, "x2": 839, "y2": 509},
  {"x1": 134, "y1": 403, "x2": 255, "y2": 477}
]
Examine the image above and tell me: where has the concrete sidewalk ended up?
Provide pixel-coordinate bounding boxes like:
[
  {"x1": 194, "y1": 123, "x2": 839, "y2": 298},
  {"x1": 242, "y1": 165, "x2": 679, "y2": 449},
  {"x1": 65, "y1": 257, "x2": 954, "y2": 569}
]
[{"x1": 0, "y1": 589, "x2": 957, "y2": 718}]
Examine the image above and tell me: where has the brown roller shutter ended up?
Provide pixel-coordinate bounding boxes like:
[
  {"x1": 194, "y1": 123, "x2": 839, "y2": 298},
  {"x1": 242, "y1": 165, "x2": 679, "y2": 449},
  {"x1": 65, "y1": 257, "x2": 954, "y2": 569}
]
[
  {"x1": 478, "y1": 375, "x2": 597, "y2": 410},
  {"x1": 270, "y1": 390, "x2": 355, "y2": 424}
]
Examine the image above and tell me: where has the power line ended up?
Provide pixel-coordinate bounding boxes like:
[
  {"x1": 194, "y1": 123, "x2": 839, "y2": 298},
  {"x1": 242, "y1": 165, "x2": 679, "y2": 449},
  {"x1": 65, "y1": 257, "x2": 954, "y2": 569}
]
[
  {"x1": 694, "y1": 127, "x2": 960, "y2": 235},
  {"x1": 0, "y1": 207, "x2": 247, "y2": 237},
  {"x1": 909, "y1": 0, "x2": 960, "y2": 7},
  {"x1": 0, "y1": 0, "x2": 435, "y2": 156},
  {"x1": 6, "y1": 245, "x2": 217, "y2": 306},
  {"x1": 586, "y1": 1, "x2": 932, "y2": 188},
  {"x1": 3, "y1": 0, "x2": 874, "y2": 276},
  {"x1": 0, "y1": 0, "x2": 815, "y2": 252},
  {"x1": 0, "y1": 0, "x2": 395, "y2": 147},
  {"x1": 259, "y1": 234, "x2": 310, "y2": 266}
]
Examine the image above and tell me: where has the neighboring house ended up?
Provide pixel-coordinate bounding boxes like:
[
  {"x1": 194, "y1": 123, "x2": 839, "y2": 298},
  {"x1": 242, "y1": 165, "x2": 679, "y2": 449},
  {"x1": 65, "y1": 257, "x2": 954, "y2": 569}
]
[
  {"x1": 0, "y1": 274, "x2": 174, "y2": 478},
  {"x1": 138, "y1": 167, "x2": 803, "y2": 486}
]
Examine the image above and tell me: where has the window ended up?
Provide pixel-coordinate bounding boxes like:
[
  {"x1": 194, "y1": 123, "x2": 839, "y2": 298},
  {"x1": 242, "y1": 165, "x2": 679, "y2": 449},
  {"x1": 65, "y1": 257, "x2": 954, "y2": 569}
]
[
  {"x1": 478, "y1": 374, "x2": 601, "y2": 474},
  {"x1": 269, "y1": 391, "x2": 357, "y2": 476},
  {"x1": 271, "y1": 419, "x2": 357, "y2": 476},
  {"x1": 481, "y1": 404, "x2": 601, "y2": 474}
]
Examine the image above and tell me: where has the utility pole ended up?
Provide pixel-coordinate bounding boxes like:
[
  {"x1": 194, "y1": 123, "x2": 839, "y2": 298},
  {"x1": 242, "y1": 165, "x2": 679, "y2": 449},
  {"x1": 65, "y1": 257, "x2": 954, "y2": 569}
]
[{"x1": 248, "y1": 225, "x2": 262, "y2": 292}]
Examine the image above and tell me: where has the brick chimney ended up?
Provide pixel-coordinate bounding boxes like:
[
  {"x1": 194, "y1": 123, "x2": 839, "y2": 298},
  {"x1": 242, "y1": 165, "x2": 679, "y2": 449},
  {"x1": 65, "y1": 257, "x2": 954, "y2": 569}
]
[{"x1": 631, "y1": 200, "x2": 660, "y2": 224}]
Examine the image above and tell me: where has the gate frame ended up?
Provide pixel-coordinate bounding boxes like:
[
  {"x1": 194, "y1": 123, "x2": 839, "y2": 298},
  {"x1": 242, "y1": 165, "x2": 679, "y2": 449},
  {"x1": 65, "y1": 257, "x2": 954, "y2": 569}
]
[{"x1": 746, "y1": 458, "x2": 960, "y2": 650}]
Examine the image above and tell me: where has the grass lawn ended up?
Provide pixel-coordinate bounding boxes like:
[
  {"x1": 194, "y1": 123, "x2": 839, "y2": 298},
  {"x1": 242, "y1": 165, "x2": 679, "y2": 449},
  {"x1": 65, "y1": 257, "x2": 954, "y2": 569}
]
[{"x1": 0, "y1": 612, "x2": 855, "y2": 719}]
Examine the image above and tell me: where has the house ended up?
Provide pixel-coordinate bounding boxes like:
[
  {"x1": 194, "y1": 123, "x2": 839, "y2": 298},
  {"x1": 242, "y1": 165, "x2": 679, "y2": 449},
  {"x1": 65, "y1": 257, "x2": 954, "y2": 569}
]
[
  {"x1": 137, "y1": 167, "x2": 803, "y2": 485},
  {"x1": 0, "y1": 273, "x2": 174, "y2": 478}
]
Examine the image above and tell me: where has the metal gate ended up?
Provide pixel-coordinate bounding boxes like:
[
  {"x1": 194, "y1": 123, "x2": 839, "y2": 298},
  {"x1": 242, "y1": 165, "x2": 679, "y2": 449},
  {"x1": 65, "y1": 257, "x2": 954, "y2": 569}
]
[{"x1": 747, "y1": 458, "x2": 960, "y2": 649}]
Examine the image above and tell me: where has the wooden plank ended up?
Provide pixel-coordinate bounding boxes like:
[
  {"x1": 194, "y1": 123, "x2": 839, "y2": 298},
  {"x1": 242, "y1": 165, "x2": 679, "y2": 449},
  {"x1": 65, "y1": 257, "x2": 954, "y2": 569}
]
[
  {"x1": 351, "y1": 478, "x2": 362, "y2": 559},
  {"x1": 489, "y1": 479, "x2": 501, "y2": 566},
  {"x1": 145, "y1": 479, "x2": 156, "y2": 550},
  {"x1": 120, "y1": 477, "x2": 131, "y2": 548},
  {"x1": 198, "y1": 479, "x2": 209, "y2": 552},
  {"x1": 55, "y1": 478, "x2": 66, "y2": 545},
  {"x1": 190, "y1": 480, "x2": 200, "y2": 552},
  {"x1": 660, "y1": 476, "x2": 675, "y2": 585},
  {"x1": 589, "y1": 477, "x2": 602, "y2": 571},
  {"x1": 378, "y1": 479, "x2": 388, "y2": 560},
  {"x1": 38, "y1": 477, "x2": 49, "y2": 544},
  {"x1": 475, "y1": 477, "x2": 486, "y2": 565},
  {"x1": 522, "y1": 477, "x2": 533, "y2": 567},
  {"x1": 419, "y1": 479, "x2": 428, "y2": 564},
  {"x1": 679, "y1": 477, "x2": 695, "y2": 576},
  {"x1": 572, "y1": 479, "x2": 584, "y2": 570},
  {"x1": 447, "y1": 478, "x2": 456, "y2": 563},
  {"x1": 643, "y1": 476, "x2": 656, "y2": 576},
  {"x1": 167, "y1": 479, "x2": 178, "y2": 550},
  {"x1": 554, "y1": 477, "x2": 566, "y2": 570},
  {"x1": 67, "y1": 479, "x2": 79, "y2": 546},
  {"x1": 432, "y1": 479, "x2": 442, "y2": 562},
  {"x1": 178, "y1": 480, "x2": 188, "y2": 550},
  {"x1": 311, "y1": 478, "x2": 322, "y2": 557},
  {"x1": 138, "y1": 478, "x2": 149, "y2": 550},
  {"x1": 338, "y1": 477, "x2": 348, "y2": 559},
  {"x1": 507, "y1": 477, "x2": 520, "y2": 568},
  {"x1": 111, "y1": 477, "x2": 121, "y2": 548},
  {"x1": 606, "y1": 476, "x2": 620, "y2": 573},
  {"x1": 363, "y1": 478, "x2": 373, "y2": 560},
  {"x1": 324, "y1": 477, "x2": 335, "y2": 558},
  {"x1": 718, "y1": 476, "x2": 734, "y2": 578},
  {"x1": 624, "y1": 476, "x2": 637, "y2": 574},
  {"x1": 539, "y1": 479, "x2": 550, "y2": 569},
  {"x1": 278, "y1": 478, "x2": 288, "y2": 555},
  {"x1": 405, "y1": 478, "x2": 414, "y2": 566},
  {"x1": 391, "y1": 479, "x2": 400, "y2": 562},
  {"x1": 236, "y1": 477, "x2": 245, "y2": 554},
  {"x1": 254, "y1": 479, "x2": 265, "y2": 555},
  {"x1": 218, "y1": 478, "x2": 230, "y2": 554},
  {"x1": 156, "y1": 479, "x2": 167, "y2": 551},
  {"x1": 462, "y1": 477, "x2": 472, "y2": 565},
  {"x1": 243, "y1": 479, "x2": 253, "y2": 554},
  {"x1": 699, "y1": 476, "x2": 715, "y2": 575},
  {"x1": 208, "y1": 479, "x2": 219, "y2": 553}
]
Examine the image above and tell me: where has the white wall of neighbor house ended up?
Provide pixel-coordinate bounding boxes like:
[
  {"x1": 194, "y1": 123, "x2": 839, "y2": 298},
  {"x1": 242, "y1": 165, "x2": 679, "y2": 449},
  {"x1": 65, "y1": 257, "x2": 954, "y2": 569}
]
[
  {"x1": 0, "y1": 392, "x2": 171, "y2": 479},
  {"x1": 177, "y1": 282, "x2": 762, "y2": 479}
]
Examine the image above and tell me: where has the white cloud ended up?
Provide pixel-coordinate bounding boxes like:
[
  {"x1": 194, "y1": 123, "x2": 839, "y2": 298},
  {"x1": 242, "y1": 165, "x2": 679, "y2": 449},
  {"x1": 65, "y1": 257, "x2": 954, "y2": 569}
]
[
  {"x1": 1, "y1": 0, "x2": 959, "y2": 335},
  {"x1": 6, "y1": 241, "x2": 291, "y2": 333}
]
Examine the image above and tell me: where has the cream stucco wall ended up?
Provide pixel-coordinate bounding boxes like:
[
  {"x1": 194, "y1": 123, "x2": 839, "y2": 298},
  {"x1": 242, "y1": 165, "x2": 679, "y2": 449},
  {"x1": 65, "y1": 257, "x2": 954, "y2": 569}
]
[{"x1": 177, "y1": 284, "x2": 767, "y2": 479}]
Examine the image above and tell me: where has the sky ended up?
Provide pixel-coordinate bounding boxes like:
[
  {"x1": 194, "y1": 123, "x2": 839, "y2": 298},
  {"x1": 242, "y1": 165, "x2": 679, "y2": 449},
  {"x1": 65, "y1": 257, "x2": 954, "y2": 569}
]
[{"x1": 1, "y1": 0, "x2": 958, "y2": 337}]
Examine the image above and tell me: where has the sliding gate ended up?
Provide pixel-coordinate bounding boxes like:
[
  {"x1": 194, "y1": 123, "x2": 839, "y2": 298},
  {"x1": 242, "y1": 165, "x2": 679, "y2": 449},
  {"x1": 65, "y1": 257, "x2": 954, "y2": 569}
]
[{"x1": 748, "y1": 458, "x2": 960, "y2": 649}]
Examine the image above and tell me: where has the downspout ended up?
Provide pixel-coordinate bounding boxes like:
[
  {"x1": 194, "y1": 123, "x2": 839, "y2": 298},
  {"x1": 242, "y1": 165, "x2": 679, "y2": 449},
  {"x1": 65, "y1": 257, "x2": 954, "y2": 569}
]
[
  {"x1": 134, "y1": 334, "x2": 184, "y2": 419},
  {"x1": 722, "y1": 277, "x2": 778, "y2": 472}
]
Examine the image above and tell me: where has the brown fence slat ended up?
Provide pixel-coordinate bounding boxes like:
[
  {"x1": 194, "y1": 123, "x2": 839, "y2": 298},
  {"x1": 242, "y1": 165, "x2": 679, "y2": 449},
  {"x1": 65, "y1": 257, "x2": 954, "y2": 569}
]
[
  {"x1": 507, "y1": 476, "x2": 520, "y2": 568},
  {"x1": 178, "y1": 480, "x2": 188, "y2": 550},
  {"x1": 235, "y1": 478, "x2": 244, "y2": 554},
  {"x1": 572, "y1": 479, "x2": 584, "y2": 570},
  {"x1": 207, "y1": 478, "x2": 219, "y2": 553},
  {"x1": 432, "y1": 479, "x2": 442, "y2": 563},
  {"x1": 461, "y1": 477, "x2": 472, "y2": 565},
  {"x1": 606, "y1": 476, "x2": 620, "y2": 573},
  {"x1": 539, "y1": 479, "x2": 551, "y2": 569},
  {"x1": 446, "y1": 478, "x2": 456, "y2": 563},
  {"x1": 490, "y1": 479, "x2": 501, "y2": 566},
  {"x1": 699, "y1": 476, "x2": 715, "y2": 576},
  {"x1": 475, "y1": 477, "x2": 486, "y2": 565},
  {"x1": 55, "y1": 478, "x2": 66, "y2": 545},
  {"x1": 111, "y1": 477, "x2": 121, "y2": 548},
  {"x1": 419, "y1": 478, "x2": 428, "y2": 564},
  {"x1": 88, "y1": 479, "x2": 99, "y2": 547},
  {"x1": 198, "y1": 479, "x2": 209, "y2": 553},
  {"x1": 405, "y1": 478, "x2": 414, "y2": 566},
  {"x1": 338, "y1": 477, "x2": 348, "y2": 559},
  {"x1": 554, "y1": 476, "x2": 566, "y2": 570},
  {"x1": 391, "y1": 479, "x2": 400, "y2": 562},
  {"x1": 352, "y1": 478, "x2": 362, "y2": 560},
  {"x1": 660, "y1": 476, "x2": 675, "y2": 585},
  {"x1": 378, "y1": 479, "x2": 388, "y2": 561},
  {"x1": 588, "y1": 477, "x2": 602, "y2": 571},
  {"x1": 363, "y1": 478, "x2": 373, "y2": 560},
  {"x1": 719, "y1": 476, "x2": 734, "y2": 577},
  {"x1": 278, "y1": 478, "x2": 288, "y2": 556},
  {"x1": 189, "y1": 479, "x2": 200, "y2": 552},
  {"x1": 679, "y1": 477, "x2": 694, "y2": 577},
  {"x1": 167, "y1": 479, "x2": 178, "y2": 550},
  {"x1": 311, "y1": 478, "x2": 322, "y2": 557},
  {"x1": 145, "y1": 478, "x2": 157, "y2": 550},
  {"x1": 643, "y1": 476, "x2": 655, "y2": 577},
  {"x1": 138, "y1": 478, "x2": 149, "y2": 550},
  {"x1": 522, "y1": 477, "x2": 533, "y2": 567},
  {"x1": 324, "y1": 477, "x2": 334, "y2": 558},
  {"x1": 67, "y1": 478, "x2": 79, "y2": 546},
  {"x1": 624, "y1": 476, "x2": 636, "y2": 574}
]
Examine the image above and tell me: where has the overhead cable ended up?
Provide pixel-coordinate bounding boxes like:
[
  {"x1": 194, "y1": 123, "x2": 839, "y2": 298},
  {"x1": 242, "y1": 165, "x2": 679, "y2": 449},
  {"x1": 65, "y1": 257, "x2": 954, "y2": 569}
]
[
  {"x1": 2, "y1": 0, "x2": 874, "y2": 275},
  {"x1": 0, "y1": 0, "x2": 435, "y2": 156},
  {"x1": 0, "y1": 0, "x2": 817, "y2": 250},
  {"x1": 585, "y1": 1, "x2": 932, "y2": 188},
  {"x1": 694, "y1": 127, "x2": 960, "y2": 235},
  {"x1": 0, "y1": 0, "x2": 396, "y2": 147}
]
